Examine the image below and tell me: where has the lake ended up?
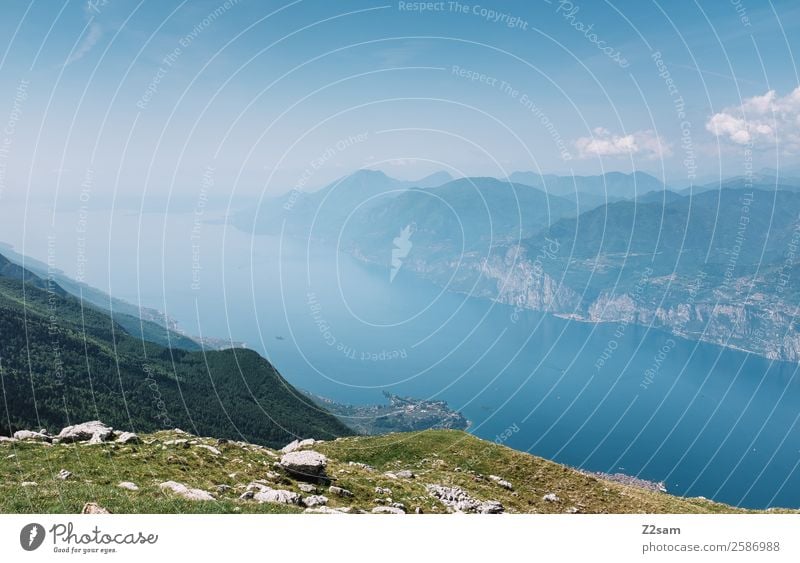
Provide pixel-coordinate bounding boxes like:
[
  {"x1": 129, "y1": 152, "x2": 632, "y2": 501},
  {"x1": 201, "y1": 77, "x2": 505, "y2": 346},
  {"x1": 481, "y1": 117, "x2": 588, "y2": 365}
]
[{"x1": 2, "y1": 204, "x2": 799, "y2": 510}]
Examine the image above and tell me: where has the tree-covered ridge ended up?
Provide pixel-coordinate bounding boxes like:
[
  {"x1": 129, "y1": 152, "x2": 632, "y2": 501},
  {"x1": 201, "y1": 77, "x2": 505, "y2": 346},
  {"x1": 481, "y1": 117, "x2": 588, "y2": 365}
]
[{"x1": 0, "y1": 253, "x2": 353, "y2": 447}]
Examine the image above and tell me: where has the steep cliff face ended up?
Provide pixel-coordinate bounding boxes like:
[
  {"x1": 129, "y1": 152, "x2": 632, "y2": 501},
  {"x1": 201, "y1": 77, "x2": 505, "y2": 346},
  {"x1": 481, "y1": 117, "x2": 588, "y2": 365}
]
[{"x1": 474, "y1": 246, "x2": 800, "y2": 361}]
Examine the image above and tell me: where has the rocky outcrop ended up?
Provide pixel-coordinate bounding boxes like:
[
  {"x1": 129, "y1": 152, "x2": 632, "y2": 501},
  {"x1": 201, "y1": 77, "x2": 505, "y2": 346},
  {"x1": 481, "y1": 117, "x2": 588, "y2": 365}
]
[
  {"x1": 426, "y1": 484, "x2": 504, "y2": 514},
  {"x1": 279, "y1": 451, "x2": 328, "y2": 481}
]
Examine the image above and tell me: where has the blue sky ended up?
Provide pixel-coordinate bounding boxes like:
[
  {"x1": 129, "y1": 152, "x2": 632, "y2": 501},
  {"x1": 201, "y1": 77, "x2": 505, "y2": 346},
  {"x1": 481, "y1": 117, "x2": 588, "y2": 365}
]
[{"x1": 1, "y1": 0, "x2": 800, "y2": 204}]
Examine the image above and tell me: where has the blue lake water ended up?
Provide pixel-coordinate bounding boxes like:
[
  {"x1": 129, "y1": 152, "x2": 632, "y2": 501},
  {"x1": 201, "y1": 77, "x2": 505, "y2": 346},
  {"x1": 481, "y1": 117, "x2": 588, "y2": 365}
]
[{"x1": 3, "y1": 206, "x2": 800, "y2": 510}]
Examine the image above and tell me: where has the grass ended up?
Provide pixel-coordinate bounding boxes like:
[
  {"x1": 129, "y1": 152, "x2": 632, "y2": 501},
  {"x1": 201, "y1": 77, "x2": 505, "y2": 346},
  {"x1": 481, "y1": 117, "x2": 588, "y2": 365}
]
[{"x1": 0, "y1": 429, "x2": 788, "y2": 514}]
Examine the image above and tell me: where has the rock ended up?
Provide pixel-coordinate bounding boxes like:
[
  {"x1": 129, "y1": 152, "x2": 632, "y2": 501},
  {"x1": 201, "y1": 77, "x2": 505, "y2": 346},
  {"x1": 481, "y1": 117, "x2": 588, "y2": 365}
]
[
  {"x1": 328, "y1": 486, "x2": 353, "y2": 498},
  {"x1": 159, "y1": 481, "x2": 215, "y2": 501},
  {"x1": 216, "y1": 484, "x2": 232, "y2": 494},
  {"x1": 391, "y1": 502, "x2": 406, "y2": 511},
  {"x1": 164, "y1": 439, "x2": 189, "y2": 448},
  {"x1": 21, "y1": 481, "x2": 37, "y2": 487},
  {"x1": 384, "y1": 472, "x2": 398, "y2": 479},
  {"x1": 195, "y1": 444, "x2": 221, "y2": 455},
  {"x1": 375, "y1": 487, "x2": 392, "y2": 495},
  {"x1": 303, "y1": 495, "x2": 328, "y2": 507},
  {"x1": 57, "y1": 421, "x2": 114, "y2": 444},
  {"x1": 348, "y1": 461, "x2": 374, "y2": 471},
  {"x1": 426, "y1": 484, "x2": 504, "y2": 514},
  {"x1": 116, "y1": 432, "x2": 141, "y2": 445},
  {"x1": 565, "y1": 506, "x2": 580, "y2": 514},
  {"x1": 396, "y1": 470, "x2": 415, "y2": 479},
  {"x1": 543, "y1": 493, "x2": 560, "y2": 503},
  {"x1": 489, "y1": 475, "x2": 514, "y2": 490},
  {"x1": 13, "y1": 430, "x2": 51, "y2": 443},
  {"x1": 478, "y1": 500, "x2": 504, "y2": 514},
  {"x1": 57, "y1": 469, "x2": 72, "y2": 480},
  {"x1": 337, "y1": 507, "x2": 365, "y2": 514},
  {"x1": 298, "y1": 438, "x2": 316, "y2": 448},
  {"x1": 280, "y1": 439, "x2": 300, "y2": 453},
  {"x1": 298, "y1": 483, "x2": 317, "y2": 493},
  {"x1": 415, "y1": 507, "x2": 423, "y2": 514},
  {"x1": 246, "y1": 481, "x2": 271, "y2": 493},
  {"x1": 81, "y1": 502, "x2": 110, "y2": 514},
  {"x1": 0, "y1": 436, "x2": 17, "y2": 443},
  {"x1": 372, "y1": 506, "x2": 405, "y2": 514},
  {"x1": 118, "y1": 482, "x2": 139, "y2": 491},
  {"x1": 253, "y1": 489, "x2": 301, "y2": 505},
  {"x1": 304, "y1": 507, "x2": 345, "y2": 514},
  {"x1": 279, "y1": 451, "x2": 328, "y2": 480}
]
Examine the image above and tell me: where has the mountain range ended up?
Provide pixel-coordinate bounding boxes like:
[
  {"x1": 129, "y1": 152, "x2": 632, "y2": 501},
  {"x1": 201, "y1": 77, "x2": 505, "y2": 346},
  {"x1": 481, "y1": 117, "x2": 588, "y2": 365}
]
[{"x1": 235, "y1": 168, "x2": 800, "y2": 362}]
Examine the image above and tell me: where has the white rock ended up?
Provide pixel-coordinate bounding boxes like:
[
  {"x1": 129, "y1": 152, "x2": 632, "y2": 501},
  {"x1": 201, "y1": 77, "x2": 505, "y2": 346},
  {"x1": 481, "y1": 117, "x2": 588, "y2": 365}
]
[
  {"x1": 304, "y1": 507, "x2": 345, "y2": 514},
  {"x1": 328, "y1": 486, "x2": 353, "y2": 497},
  {"x1": 57, "y1": 469, "x2": 72, "y2": 480},
  {"x1": 195, "y1": 444, "x2": 221, "y2": 455},
  {"x1": 159, "y1": 481, "x2": 215, "y2": 501},
  {"x1": 396, "y1": 470, "x2": 415, "y2": 479},
  {"x1": 116, "y1": 432, "x2": 141, "y2": 444},
  {"x1": 303, "y1": 495, "x2": 328, "y2": 507},
  {"x1": 253, "y1": 489, "x2": 301, "y2": 505},
  {"x1": 57, "y1": 421, "x2": 114, "y2": 444},
  {"x1": 372, "y1": 506, "x2": 405, "y2": 514},
  {"x1": 543, "y1": 493, "x2": 560, "y2": 503},
  {"x1": 81, "y1": 502, "x2": 110, "y2": 514},
  {"x1": 489, "y1": 475, "x2": 514, "y2": 490},
  {"x1": 280, "y1": 439, "x2": 300, "y2": 454},
  {"x1": 118, "y1": 481, "x2": 139, "y2": 491},
  {"x1": 279, "y1": 451, "x2": 328, "y2": 480},
  {"x1": 13, "y1": 430, "x2": 51, "y2": 443}
]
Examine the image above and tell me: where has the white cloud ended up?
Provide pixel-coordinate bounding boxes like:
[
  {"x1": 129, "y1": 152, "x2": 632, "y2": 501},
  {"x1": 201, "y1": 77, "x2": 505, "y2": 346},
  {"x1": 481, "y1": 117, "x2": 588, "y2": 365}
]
[
  {"x1": 574, "y1": 127, "x2": 670, "y2": 159},
  {"x1": 706, "y1": 87, "x2": 800, "y2": 151},
  {"x1": 64, "y1": 22, "x2": 103, "y2": 67}
]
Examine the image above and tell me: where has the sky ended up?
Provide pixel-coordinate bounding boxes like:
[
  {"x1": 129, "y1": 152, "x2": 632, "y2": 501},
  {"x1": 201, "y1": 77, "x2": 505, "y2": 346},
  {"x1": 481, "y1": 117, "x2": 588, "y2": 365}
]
[{"x1": 1, "y1": 0, "x2": 800, "y2": 207}]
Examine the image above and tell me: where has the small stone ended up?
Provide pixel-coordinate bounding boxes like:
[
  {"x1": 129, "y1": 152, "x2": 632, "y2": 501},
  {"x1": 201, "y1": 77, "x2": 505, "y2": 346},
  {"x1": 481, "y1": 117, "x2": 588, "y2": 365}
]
[
  {"x1": 372, "y1": 506, "x2": 405, "y2": 514},
  {"x1": 82, "y1": 502, "x2": 110, "y2": 514},
  {"x1": 302, "y1": 495, "x2": 328, "y2": 507},
  {"x1": 298, "y1": 483, "x2": 317, "y2": 493},
  {"x1": 159, "y1": 481, "x2": 215, "y2": 501},
  {"x1": 328, "y1": 486, "x2": 353, "y2": 498},
  {"x1": 216, "y1": 484, "x2": 232, "y2": 493},
  {"x1": 396, "y1": 470, "x2": 415, "y2": 479},
  {"x1": 543, "y1": 493, "x2": 560, "y2": 503},
  {"x1": 253, "y1": 489, "x2": 301, "y2": 505},
  {"x1": 118, "y1": 482, "x2": 139, "y2": 491},
  {"x1": 375, "y1": 487, "x2": 392, "y2": 495},
  {"x1": 21, "y1": 481, "x2": 37, "y2": 487},
  {"x1": 116, "y1": 432, "x2": 141, "y2": 444},
  {"x1": 195, "y1": 444, "x2": 221, "y2": 455},
  {"x1": 57, "y1": 469, "x2": 72, "y2": 480}
]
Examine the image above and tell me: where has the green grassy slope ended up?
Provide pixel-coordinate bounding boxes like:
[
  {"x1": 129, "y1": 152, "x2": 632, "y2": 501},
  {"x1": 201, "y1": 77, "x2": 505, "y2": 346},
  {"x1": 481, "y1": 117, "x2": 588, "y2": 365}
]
[{"x1": 1, "y1": 429, "x2": 777, "y2": 514}]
